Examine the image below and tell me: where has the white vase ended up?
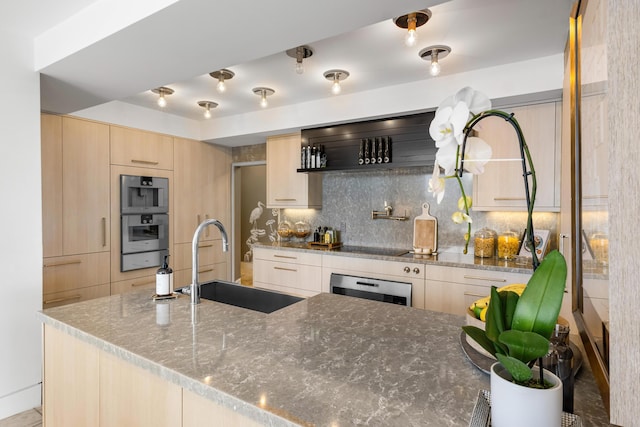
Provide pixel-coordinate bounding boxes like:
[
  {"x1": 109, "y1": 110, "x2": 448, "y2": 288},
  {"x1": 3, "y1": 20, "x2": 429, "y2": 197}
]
[{"x1": 490, "y1": 362, "x2": 563, "y2": 427}]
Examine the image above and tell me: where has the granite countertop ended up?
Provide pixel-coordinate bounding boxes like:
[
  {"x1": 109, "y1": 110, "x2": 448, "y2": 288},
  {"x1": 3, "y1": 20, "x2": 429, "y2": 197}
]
[
  {"x1": 38, "y1": 289, "x2": 610, "y2": 426},
  {"x1": 255, "y1": 242, "x2": 535, "y2": 275}
]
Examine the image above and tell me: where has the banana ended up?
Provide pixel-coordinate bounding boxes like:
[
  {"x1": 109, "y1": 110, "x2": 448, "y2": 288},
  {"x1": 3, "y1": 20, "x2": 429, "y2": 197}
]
[{"x1": 468, "y1": 284, "x2": 527, "y2": 319}]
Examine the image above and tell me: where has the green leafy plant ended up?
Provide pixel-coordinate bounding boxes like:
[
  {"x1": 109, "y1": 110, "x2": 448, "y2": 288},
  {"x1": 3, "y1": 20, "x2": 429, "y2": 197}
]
[{"x1": 462, "y1": 249, "x2": 567, "y2": 386}]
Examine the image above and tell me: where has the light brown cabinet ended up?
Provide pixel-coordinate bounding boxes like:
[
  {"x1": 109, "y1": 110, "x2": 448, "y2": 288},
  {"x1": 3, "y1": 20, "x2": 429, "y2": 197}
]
[
  {"x1": 266, "y1": 133, "x2": 322, "y2": 208},
  {"x1": 41, "y1": 115, "x2": 232, "y2": 304},
  {"x1": 41, "y1": 115, "x2": 111, "y2": 307},
  {"x1": 43, "y1": 325, "x2": 100, "y2": 427},
  {"x1": 424, "y1": 264, "x2": 532, "y2": 316},
  {"x1": 110, "y1": 126, "x2": 174, "y2": 170},
  {"x1": 172, "y1": 241, "x2": 228, "y2": 288},
  {"x1": 41, "y1": 114, "x2": 63, "y2": 258},
  {"x1": 174, "y1": 137, "x2": 231, "y2": 245},
  {"x1": 41, "y1": 115, "x2": 110, "y2": 256},
  {"x1": 43, "y1": 324, "x2": 261, "y2": 427},
  {"x1": 253, "y1": 247, "x2": 323, "y2": 297},
  {"x1": 43, "y1": 252, "x2": 111, "y2": 308},
  {"x1": 473, "y1": 102, "x2": 561, "y2": 211}
]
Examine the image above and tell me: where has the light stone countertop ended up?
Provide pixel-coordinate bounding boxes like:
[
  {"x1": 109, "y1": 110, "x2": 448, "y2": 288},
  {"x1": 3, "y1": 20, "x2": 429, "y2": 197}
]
[
  {"x1": 255, "y1": 242, "x2": 536, "y2": 275},
  {"x1": 38, "y1": 289, "x2": 611, "y2": 426}
]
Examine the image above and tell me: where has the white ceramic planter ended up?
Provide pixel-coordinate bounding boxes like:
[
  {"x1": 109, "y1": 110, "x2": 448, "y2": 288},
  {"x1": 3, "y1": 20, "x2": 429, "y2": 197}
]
[{"x1": 490, "y1": 362, "x2": 563, "y2": 427}]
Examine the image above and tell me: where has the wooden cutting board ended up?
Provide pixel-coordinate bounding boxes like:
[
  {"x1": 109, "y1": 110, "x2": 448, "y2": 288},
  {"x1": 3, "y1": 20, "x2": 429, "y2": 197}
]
[{"x1": 413, "y1": 202, "x2": 438, "y2": 254}]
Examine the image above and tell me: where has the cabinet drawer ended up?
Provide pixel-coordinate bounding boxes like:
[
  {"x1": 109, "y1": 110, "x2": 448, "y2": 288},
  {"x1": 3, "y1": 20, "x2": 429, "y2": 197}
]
[
  {"x1": 425, "y1": 281, "x2": 490, "y2": 316},
  {"x1": 110, "y1": 126, "x2": 174, "y2": 170},
  {"x1": 43, "y1": 252, "x2": 110, "y2": 294},
  {"x1": 43, "y1": 283, "x2": 110, "y2": 309},
  {"x1": 425, "y1": 265, "x2": 531, "y2": 287},
  {"x1": 253, "y1": 260, "x2": 321, "y2": 293},
  {"x1": 254, "y1": 281, "x2": 318, "y2": 298},
  {"x1": 111, "y1": 275, "x2": 156, "y2": 295},
  {"x1": 323, "y1": 255, "x2": 424, "y2": 280},
  {"x1": 253, "y1": 248, "x2": 322, "y2": 267},
  {"x1": 173, "y1": 241, "x2": 227, "y2": 271},
  {"x1": 173, "y1": 262, "x2": 227, "y2": 289}
]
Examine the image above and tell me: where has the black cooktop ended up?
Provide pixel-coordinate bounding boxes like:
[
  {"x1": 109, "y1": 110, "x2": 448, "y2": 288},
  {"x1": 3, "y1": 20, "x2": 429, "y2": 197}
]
[{"x1": 335, "y1": 246, "x2": 410, "y2": 257}]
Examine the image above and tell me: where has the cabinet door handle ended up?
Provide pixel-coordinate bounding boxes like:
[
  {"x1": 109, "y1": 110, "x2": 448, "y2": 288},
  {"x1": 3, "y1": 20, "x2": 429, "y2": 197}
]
[
  {"x1": 102, "y1": 217, "x2": 107, "y2": 247},
  {"x1": 584, "y1": 195, "x2": 608, "y2": 199},
  {"x1": 274, "y1": 266, "x2": 297, "y2": 272},
  {"x1": 404, "y1": 266, "x2": 410, "y2": 273},
  {"x1": 130, "y1": 159, "x2": 159, "y2": 165},
  {"x1": 199, "y1": 268, "x2": 214, "y2": 273},
  {"x1": 463, "y1": 275, "x2": 507, "y2": 283},
  {"x1": 274, "y1": 255, "x2": 297, "y2": 260},
  {"x1": 463, "y1": 292, "x2": 488, "y2": 298},
  {"x1": 205, "y1": 214, "x2": 210, "y2": 237},
  {"x1": 44, "y1": 259, "x2": 82, "y2": 267},
  {"x1": 413, "y1": 267, "x2": 420, "y2": 274},
  {"x1": 275, "y1": 198, "x2": 297, "y2": 202},
  {"x1": 131, "y1": 281, "x2": 154, "y2": 287},
  {"x1": 43, "y1": 295, "x2": 81, "y2": 305},
  {"x1": 197, "y1": 214, "x2": 201, "y2": 226},
  {"x1": 493, "y1": 197, "x2": 525, "y2": 201},
  {"x1": 198, "y1": 243, "x2": 213, "y2": 248}
]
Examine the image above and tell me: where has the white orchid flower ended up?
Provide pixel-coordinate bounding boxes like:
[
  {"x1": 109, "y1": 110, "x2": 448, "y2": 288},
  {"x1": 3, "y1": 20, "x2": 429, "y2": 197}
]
[
  {"x1": 461, "y1": 136, "x2": 492, "y2": 175},
  {"x1": 452, "y1": 211, "x2": 473, "y2": 224},
  {"x1": 429, "y1": 101, "x2": 470, "y2": 148},
  {"x1": 428, "y1": 161, "x2": 446, "y2": 204},
  {"x1": 452, "y1": 86, "x2": 492, "y2": 115},
  {"x1": 458, "y1": 196, "x2": 472, "y2": 211},
  {"x1": 435, "y1": 139, "x2": 459, "y2": 176}
]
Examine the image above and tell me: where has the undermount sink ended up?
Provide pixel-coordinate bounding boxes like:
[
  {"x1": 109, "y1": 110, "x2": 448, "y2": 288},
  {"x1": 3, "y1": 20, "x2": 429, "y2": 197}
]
[{"x1": 188, "y1": 281, "x2": 304, "y2": 314}]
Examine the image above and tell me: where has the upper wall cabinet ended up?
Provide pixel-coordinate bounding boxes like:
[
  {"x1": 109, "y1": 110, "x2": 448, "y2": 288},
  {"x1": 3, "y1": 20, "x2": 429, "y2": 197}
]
[
  {"x1": 267, "y1": 133, "x2": 322, "y2": 209},
  {"x1": 110, "y1": 126, "x2": 174, "y2": 170},
  {"x1": 473, "y1": 102, "x2": 561, "y2": 212}
]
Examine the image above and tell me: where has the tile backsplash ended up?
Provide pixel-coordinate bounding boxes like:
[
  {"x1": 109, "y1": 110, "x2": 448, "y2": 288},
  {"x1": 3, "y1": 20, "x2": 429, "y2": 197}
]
[{"x1": 280, "y1": 167, "x2": 559, "y2": 253}]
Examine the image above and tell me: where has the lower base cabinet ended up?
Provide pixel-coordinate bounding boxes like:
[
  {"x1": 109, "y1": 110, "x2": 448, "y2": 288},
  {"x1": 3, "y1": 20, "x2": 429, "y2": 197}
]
[
  {"x1": 43, "y1": 325, "x2": 261, "y2": 427},
  {"x1": 424, "y1": 265, "x2": 532, "y2": 316},
  {"x1": 253, "y1": 247, "x2": 322, "y2": 297}
]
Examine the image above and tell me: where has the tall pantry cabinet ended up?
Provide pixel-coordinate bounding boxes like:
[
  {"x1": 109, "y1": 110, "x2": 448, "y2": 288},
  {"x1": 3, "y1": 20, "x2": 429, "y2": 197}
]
[
  {"x1": 173, "y1": 137, "x2": 231, "y2": 288},
  {"x1": 41, "y1": 115, "x2": 111, "y2": 308}
]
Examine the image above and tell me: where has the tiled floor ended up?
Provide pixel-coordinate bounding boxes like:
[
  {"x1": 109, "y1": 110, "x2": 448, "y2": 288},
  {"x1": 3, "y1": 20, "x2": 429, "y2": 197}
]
[{"x1": 0, "y1": 407, "x2": 42, "y2": 427}]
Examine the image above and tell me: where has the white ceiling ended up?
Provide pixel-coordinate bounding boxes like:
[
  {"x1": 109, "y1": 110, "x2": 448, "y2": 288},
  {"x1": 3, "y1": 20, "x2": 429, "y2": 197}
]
[
  {"x1": 8, "y1": 0, "x2": 573, "y2": 125},
  {"x1": 120, "y1": 0, "x2": 574, "y2": 121}
]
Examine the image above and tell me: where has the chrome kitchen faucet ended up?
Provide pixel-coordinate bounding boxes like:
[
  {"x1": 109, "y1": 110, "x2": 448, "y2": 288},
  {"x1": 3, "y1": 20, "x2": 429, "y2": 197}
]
[{"x1": 191, "y1": 219, "x2": 229, "y2": 304}]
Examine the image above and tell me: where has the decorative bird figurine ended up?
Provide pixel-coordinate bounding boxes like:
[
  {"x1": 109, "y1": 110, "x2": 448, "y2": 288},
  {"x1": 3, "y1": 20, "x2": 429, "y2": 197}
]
[{"x1": 249, "y1": 201, "x2": 265, "y2": 230}]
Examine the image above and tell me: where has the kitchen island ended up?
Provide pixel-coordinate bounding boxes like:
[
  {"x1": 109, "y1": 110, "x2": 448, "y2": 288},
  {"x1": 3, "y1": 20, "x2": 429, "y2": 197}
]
[{"x1": 39, "y1": 288, "x2": 610, "y2": 426}]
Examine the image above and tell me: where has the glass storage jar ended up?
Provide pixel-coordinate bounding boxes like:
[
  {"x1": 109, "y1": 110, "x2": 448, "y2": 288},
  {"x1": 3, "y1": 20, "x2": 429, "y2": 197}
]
[
  {"x1": 293, "y1": 220, "x2": 311, "y2": 240},
  {"x1": 497, "y1": 230, "x2": 520, "y2": 260},
  {"x1": 474, "y1": 228, "x2": 497, "y2": 258},
  {"x1": 277, "y1": 220, "x2": 293, "y2": 241}
]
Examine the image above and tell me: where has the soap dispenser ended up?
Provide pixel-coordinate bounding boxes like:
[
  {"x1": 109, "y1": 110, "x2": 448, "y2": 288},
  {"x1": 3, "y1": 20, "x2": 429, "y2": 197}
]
[{"x1": 155, "y1": 255, "x2": 173, "y2": 296}]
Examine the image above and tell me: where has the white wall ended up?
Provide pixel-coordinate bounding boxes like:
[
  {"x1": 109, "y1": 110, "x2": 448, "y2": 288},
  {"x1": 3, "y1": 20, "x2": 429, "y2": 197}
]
[{"x1": 0, "y1": 31, "x2": 43, "y2": 418}]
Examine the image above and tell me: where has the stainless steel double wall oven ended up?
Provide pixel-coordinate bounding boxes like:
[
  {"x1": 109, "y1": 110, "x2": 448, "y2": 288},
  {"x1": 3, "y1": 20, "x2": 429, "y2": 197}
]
[{"x1": 120, "y1": 175, "x2": 169, "y2": 271}]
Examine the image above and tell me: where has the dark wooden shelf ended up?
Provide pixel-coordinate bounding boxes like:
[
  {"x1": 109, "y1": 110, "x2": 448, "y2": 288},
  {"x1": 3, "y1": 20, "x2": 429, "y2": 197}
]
[{"x1": 299, "y1": 111, "x2": 436, "y2": 172}]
